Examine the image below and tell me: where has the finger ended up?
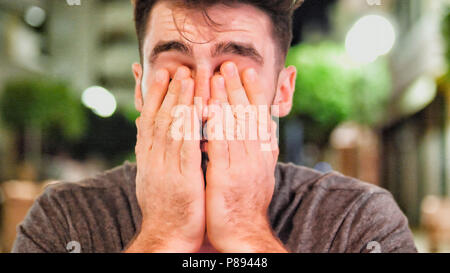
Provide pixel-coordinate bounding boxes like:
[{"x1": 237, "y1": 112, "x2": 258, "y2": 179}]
[
  {"x1": 178, "y1": 77, "x2": 195, "y2": 106},
  {"x1": 242, "y1": 68, "x2": 268, "y2": 106},
  {"x1": 135, "y1": 116, "x2": 152, "y2": 153},
  {"x1": 207, "y1": 82, "x2": 230, "y2": 169},
  {"x1": 159, "y1": 66, "x2": 191, "y2": 118},
  {"x1": 220, "y1": 62, "x2": 250, "y2": 106},
  {"x1": 242, "y1": 67, "x2": 275, "y2": 152},
  {"x1": 211, "y1": 71, "x2": 245, "y2": 166},
  {"x1": 135, "y1": 116, "x2": 144, "y2": 161},
  {"x1": 180, "y1": 105, "x2": 201, "y2": 175},
  {"x1": 178, "y1": 77, "x2": 195, "y2": 142},
  {"x1": 135, "y1": 115, "x2": 155, "y2": 167},
  {"x1": 270, "y1": 120, "x2": 280, "y2": 161},
  {"x1": 221, "y1": 63, "x2": 265, "y2": 158},
  {"x1": 261, "y1": 120, "x2": 279, "y2": 166},
  {"x1": 141, "y1": 69, "x2": 170, "y2": 124},
  {"x1": 226, "y1": 106, "x2": 246, "y2": 167},
  {"x1": 138, "y1": 69, "x2": 170, "y2": 158},
  {"x1": 135, "y1": 116, "x2": 142, "y2": 144},
  {"x1": 166, "y1": 79, "x2": 194, "y2": 171},
  {"x1": 152, "y1": 67, "x2": 190, "y2": 159},
  {"x1": 210, "y1": 74, "x2": 228, "y2": 103},
  {"x1": 136, "y1": 114, "x2": 152, "y2": 144}
]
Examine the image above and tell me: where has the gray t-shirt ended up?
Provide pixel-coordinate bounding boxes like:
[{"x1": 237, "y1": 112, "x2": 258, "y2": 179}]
[{"x1": 12, "y1": 161, "x2": 417, "y2": 253}]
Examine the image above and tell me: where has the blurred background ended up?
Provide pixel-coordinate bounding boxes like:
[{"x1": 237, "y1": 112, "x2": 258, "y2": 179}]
[{"x1": 0, "y1": 0, "x2": 450, "y2": 253}]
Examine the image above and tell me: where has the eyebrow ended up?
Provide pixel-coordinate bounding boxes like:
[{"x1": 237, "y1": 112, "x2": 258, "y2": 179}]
[
  {"x1": 211, "y1": 41, "x2": 264, "y2": 65},
  {"x1": 149, "y1": 40, "x2": 192, "y2": 64},
  {"x1": 149, "y1": 40, "x2": 264, "y2": 65}
]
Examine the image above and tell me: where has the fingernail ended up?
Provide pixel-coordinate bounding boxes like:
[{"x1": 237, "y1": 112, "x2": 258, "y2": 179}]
[
  {"x1": 215, "y1": 76, "x2": 225, "y2": 89},
  {"x1": 223, "y1": 62, "x2": 236, "y2": 77},
  {"x1": 181, "y1": 79, "x2": 190, "y2": 90},
  {"x1": 246, "y1": 68, "x2": 256, "y2": 82},
  {"x1": 155, "y1": 69, "x2": 166, "y2": 83},
  {"x1": 175, "y1": 67, "x2": 187, "y2": 80}
]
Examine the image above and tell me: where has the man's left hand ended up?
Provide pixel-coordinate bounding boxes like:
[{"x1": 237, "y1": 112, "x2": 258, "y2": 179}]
[{"x1": 205, "y1": 61, "x2": 288, "y2": 253}]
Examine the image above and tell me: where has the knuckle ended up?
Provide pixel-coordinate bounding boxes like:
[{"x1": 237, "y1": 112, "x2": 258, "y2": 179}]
[
  {"x1": 167, "y1": 83, "x2": 179, "y2": 96},
  {"x1": 180, "y1": 148, "x2": 189, "y2": 163},
  {"x1": 154, "y1": 115, "x2": 169, "y2": 132},
  {"x1": 166, "y1": 124, "x2": 176, "y2": 142},
  {"x1": 134, "y1": 144, "x2": 140, "y2": 156},
  {"x1": 157, "y1": 107, "x2": 171, "y2": 121}
]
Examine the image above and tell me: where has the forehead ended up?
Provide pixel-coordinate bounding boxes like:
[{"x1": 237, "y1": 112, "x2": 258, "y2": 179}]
[{"x1": 143, "y1": 2, "x2": 274, "y2": 59}]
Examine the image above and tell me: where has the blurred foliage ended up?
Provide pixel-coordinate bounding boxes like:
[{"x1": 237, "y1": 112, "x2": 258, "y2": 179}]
[
  {"x1": 0, "y1": 77, "x2": 87, "y2": 140},
  {"x1": 285, "y1": 42, "x2": 391, "y2": 137},
  {"x1": 121, "y1": 102, "x2": 140, "y2": 123},
  {"x1": 442, "y1": 7, "x2": 450, "y2": 80}
]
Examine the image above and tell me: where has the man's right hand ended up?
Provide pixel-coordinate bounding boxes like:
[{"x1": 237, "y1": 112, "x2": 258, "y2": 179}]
[{"x1": 125, "y1": 66, "x2": 205, "y2": 253}]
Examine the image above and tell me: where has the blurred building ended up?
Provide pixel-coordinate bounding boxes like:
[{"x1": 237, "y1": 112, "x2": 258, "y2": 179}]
[
  {"x1": 0, "y1": 0, "x2": 138, "y2": 182},
  {"x1": 0, "y1": 0, "x2": 139, "y2": 251},
  {"x1": 0, "y1": 0, "x2": 137, "y2": 101},
  {"x1": 324, "y1": 0, "x2": 449, "y2": 228}
]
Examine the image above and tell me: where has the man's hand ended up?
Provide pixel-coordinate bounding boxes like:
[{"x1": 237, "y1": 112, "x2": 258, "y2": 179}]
[
  {"x1": 125, "y1": 66, "x2": 205, "y2": 253},
  {"x1": 205, "y1": 62, "x2": 288, "y2": 253}
]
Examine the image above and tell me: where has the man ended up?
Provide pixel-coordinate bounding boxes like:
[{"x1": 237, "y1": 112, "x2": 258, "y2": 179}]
[{"x1": 13, "y1": 0, "x2": 417, "y2": 253}]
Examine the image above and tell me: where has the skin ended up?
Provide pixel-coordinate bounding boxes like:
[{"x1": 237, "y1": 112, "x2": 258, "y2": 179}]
[{"x1": 125, "y1": 2, "x2": 297, "y2": 253}]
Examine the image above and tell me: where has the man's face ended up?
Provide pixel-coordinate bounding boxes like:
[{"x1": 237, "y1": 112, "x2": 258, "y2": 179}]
[
  {"x1": 133, "y1": 2, "x2": 297, "y2": 169},
  {"x1": 133, "y1": 1, "x2": 296, "y2": 114},
  {"x1": 132, "y1": 1, "x2": 297, "y2": 188}
]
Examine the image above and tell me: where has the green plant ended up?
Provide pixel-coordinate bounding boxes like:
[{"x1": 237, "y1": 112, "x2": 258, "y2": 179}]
[
  {"x1": 0, "y1": 77, "x2": 86, "y2": 140},
  {"x1": 0, "y1": 77, "x2": 87, "y2": 178},
  {"x1": 285, "y1": 41, "x2": 391, "y2": 136},
  {"x1": 442, "y1": 7, "x2": 450, "y2": 80}
]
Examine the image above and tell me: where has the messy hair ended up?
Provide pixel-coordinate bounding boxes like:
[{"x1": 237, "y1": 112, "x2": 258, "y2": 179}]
[{"x1": 132, "y1": 0, "x2": 304, "y2": 65}]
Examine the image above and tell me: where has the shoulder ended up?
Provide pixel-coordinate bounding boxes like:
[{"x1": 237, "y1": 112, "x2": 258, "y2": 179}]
[
  {"x1": 271, "y1": 162, "x2": 416, "y2": 252},
  {"x1": 34, "y1": 161, "x2": 139, "y2": 214},
  {"x1": 43, "y1": 160, "x2": 137, "y2": 194},
  {"x1": 274, "y1": 161, "x2": 387, "y2": 195},
  {"x1": 13, "y1": 161, "x2": 139, "y2": 253},
  {"x1": 272, "y1": 161, "x2": 390, "y2": 216},
  {"x1": 35, "y1": 160, "x2": 139, "y2": 229}
]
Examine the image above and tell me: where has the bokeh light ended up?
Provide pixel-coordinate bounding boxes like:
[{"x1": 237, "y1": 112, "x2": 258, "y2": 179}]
[
  {"x1": 24, "y1": 6, "x2": 46, "y2": 28},
  {"x1": 82, "y1": 86, "x2": 117, "y2": 118},
  {"x1": 345, "y1": 15, "x2": 396, "y2": 64}
]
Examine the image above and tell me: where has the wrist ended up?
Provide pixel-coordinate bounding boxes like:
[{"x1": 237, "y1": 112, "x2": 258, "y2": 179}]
[
  {"x1": 124, "y1": 227, "x2": 201, "y2": 253},
  {"x1": 214, "y1": 231, "x2": 287, "y2": 253},
  {"x1": 210, "y1": 218, "x2": 288, "y2": 253}
]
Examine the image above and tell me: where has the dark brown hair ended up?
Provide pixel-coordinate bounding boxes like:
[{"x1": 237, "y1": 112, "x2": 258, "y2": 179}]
[{"x1": 132, "y1": 0, "x2": 303, "y2": 65}]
